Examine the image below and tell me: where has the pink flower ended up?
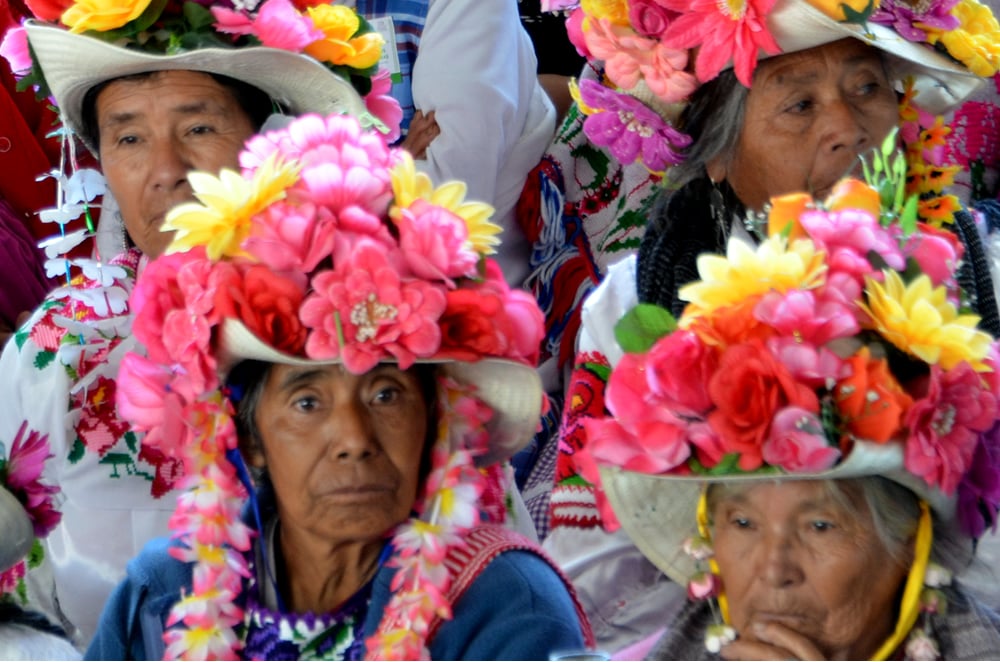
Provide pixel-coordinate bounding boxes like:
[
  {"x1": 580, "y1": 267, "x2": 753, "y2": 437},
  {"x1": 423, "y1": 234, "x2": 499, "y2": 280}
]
[
  {"x1": 0, "y1": 27, "x2": 30, "y2": 77},
  {"x1": 645, "y1": 329, "x2": 717, "y2": 417},
  {"x1": 762, "y1": 406, "x2": 841, "y2": 472},
  {"x1": 766, "y1": 337, "x2": 849, "y2": 390},
  {"x1": 582, "y1": 415, "x2": 691, "y2": 475},
  {"x1": 0, "y1": 562, "x2": 25, "y2": 595},
  {"x1": 578, "y1": 80, "x2": 692, "y2": 171},
  {"x1": 584, "y1": 18, "x2": 697, "y2": 104},
  {"x1": 244, "y1": 201, "x2": 333, "y2": 275},
  {"x1": 565, "y1": 8, "x2": 589, "y2": 58},
  {"x1": 212, "y1": 0, "x2": 322, "y2": 50},
  {"x1": 755, "y1": 289, "x2": 859, "y2": 346},
  {"x1": 5, "y1": 422, "x2": 61, "y2": 538},
  {"x1": 365, "y1": 69, "x2": 403, "y2": 143},
  {"x1": 687, "y1": 571, "x2": 720, "y2": 600},
  {"x1": 629, "y1": 0, "x2": 678, "y2": 38},
  {"x1": 801, "y1": 208, "x2": 905, "y2": 282},
  {"x1": 901, "y1": 222, "x2": 963, "y2": 290},
  {"x1": 300, "y1": 240, "x2": 447, "y2": 372},
  {"x1": 394, "y1": 201, "x2": 479, "y2": 285},
  {"x1": 905, "y1": 363, "x2": 998, "y2": 494},
  {"x1": 659, "y1": 0, "x2": 781, "y2": 86}
]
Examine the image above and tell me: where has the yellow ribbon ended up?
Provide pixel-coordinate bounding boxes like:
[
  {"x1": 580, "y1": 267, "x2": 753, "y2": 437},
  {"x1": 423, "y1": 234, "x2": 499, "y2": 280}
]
[{"x1": 695, "y1": 491, "x2": 932, "y2": 660}]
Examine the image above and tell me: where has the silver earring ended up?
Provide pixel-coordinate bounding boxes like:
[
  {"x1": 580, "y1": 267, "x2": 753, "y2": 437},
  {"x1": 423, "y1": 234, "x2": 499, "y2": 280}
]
[{"x1": 709, "y1": 179, "x2": 729, "y2": 245}]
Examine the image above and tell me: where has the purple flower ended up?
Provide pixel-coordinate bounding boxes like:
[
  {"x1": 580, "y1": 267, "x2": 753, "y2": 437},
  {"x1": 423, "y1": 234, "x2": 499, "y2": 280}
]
[
  {"x1": 578, "y1": 79, "x2": 691, "y2": 171},
  {"x1": 871, "y1": 0, "x2": 960, "y2": 42},
  {"x1": 956, "y1": 421, "x2": 1000, "y2": 538}
]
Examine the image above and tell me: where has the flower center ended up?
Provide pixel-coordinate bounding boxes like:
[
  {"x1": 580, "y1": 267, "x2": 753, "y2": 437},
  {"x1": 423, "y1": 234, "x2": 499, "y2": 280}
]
[
  {"x1": 932, "y1": 404, "x2": 956, "y2": 436},
  {"x1": 618, "y1": 110, "x2": 655, "y2": 138},
  {"x1": 717, "y1": 0, "x2": 747, "y2": 19},
  {"x1": 350, "y1": 293, "x2": 398, "y2": 343}
]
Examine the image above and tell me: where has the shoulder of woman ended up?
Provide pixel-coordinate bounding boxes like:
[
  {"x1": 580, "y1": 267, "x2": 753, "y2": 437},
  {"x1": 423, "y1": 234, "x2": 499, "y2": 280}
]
[{"x1": 935, "y1": 583, "x2": 1000, "y2": 659}]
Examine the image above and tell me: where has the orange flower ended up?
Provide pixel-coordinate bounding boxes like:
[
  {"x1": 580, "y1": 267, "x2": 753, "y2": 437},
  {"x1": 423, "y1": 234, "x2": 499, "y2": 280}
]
[
  {"x1": 918, "y1": 194, "x2": 962, "y2": 227},
  {"x1": 834, "y1": 347, "x2": 912, "y2": 444},
  {"x1": 686, "y1": 297, "x2": 775, "y2": 350},
  {"x1": 766, "y1": 192, "x2": 812, "y2": 241},
  {"x1": 824, "y1": 178, "x2": 882, "y2": 217}
]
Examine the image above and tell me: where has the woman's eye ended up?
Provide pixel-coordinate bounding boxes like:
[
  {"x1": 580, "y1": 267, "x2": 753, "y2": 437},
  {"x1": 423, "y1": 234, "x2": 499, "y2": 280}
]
[
  {"x1": 856, "y1": 81, "x2": 880, "y2": 96},
  {"x1": 116, "y1": 134, "x2": 139, "y2": 146},
  {"x1": 189, "y1": 125, "x2": 215, "y2": 136},
  {"x1": 809, "y1": 520, "x2": 835, "y2": 532},
  {"x1": 293, "y1": 396, "x2": 319, "y2": 412},
  {"x1": 731, "y1": 516, "x2": 753, "y2": 529},
  {"x1": 372, "y1": 386, "x2": 402, "y2": 405},
  {"x1": 786, "y1": 99, "x2": 813, "y2": 114}
]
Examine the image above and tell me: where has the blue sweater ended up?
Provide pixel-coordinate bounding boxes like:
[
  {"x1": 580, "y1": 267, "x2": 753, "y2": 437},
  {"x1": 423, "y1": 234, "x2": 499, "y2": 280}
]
[{"x1": 85, "y1": 536, "x2": 586, "y2": 660}]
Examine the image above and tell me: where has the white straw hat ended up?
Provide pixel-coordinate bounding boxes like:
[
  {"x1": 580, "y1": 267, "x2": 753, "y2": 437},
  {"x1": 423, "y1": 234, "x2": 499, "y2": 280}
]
[{"x1": 0, "y1": 487, "x2": 34, "y2": 574}]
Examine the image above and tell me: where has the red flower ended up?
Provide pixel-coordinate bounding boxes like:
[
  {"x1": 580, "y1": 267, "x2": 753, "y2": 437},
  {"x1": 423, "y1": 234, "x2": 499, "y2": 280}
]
[
  {"x1": 707, "y1": 340, "x2": 819, "y2": 470},
  {"x1": 23, "y1": 0, "x2": 73, "y2": 22},
  {"x1": 5, "y1": 422, "x2": 61, "y2": 538},
  {"x1": 230, "y1": 264, "x2": 307, "y2": 356}
]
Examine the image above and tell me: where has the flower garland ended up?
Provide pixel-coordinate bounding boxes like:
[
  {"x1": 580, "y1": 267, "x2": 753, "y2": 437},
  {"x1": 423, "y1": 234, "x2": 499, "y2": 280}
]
[{"x1": 118, "y1": 112, "x2": 544, "y2": 659}]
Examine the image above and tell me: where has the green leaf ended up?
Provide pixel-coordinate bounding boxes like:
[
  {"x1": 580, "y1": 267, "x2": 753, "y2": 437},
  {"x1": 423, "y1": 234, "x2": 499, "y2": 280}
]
[
  {"x1": 132, "y1": 0, "x2": 170, "y2": 33},
  {"x1": 27, "y1": 539, "x2": 44, "y2": 569},
  {"x1": 183, "y1": 1, "x2": 215, "y2": 30},
  {"x1": 614, "y1": 304, "x2": 677, "y2": 354},
  {"x1": 898, "y1": 194, "x2": 919, "y2": 236}
]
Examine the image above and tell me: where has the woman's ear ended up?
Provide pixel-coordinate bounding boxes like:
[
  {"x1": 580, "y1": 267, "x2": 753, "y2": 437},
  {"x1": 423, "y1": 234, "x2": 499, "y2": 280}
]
[{"x1": 239, "y1": 435, "x2": 267, "y2": 470}]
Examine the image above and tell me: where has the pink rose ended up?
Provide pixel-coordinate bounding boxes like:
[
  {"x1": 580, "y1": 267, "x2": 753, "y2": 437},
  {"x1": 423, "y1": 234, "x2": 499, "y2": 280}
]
[
  {"x1": 628, "y1": 0, "x2": 677, "y2": 38},
  {"x1": 645, "y1": 329, "x2": 717, "y2": 417},
  {"x1": 395, "y1": 201, "x2": 479, "y2": 285},
  {"x1": 762, "y1": 406, "x2": 841, "y2": 472}
]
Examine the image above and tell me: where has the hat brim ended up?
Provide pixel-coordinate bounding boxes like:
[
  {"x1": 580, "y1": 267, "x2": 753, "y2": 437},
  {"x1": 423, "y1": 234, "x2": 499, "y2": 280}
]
[
  {"x1": 765, "y1": 1, "x2": 983, "y2": 114},
  {"x1": 220, "y1": 320, "x2": 543, "y2": 467},
  {"x1": 0, "y1": 487, "x2": 34, "y2": 573},
  {"x1": 25, "y1": 21, "x2": 367, "y2": 148},
  {"x1": 599, "y1": 439, "x2": 955, "y2": 585}
]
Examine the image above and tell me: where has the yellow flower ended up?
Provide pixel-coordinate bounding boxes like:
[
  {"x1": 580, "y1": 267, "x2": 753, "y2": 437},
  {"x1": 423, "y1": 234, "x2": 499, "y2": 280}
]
[
  {"x1": 918, "y1": 193, "x2": 961, "y2": 227},
  {"x1": 861, "y1": 271, "x2": 991, "y2": 370},
  {"x1": 389, "y1": 152, "x2": 500, "y2": 255},
  {"x1": 932, "y1": 0, "x2": 1000, "y2": 76},
  {"x1": 679, "y1": 235, "x2": 827, "y2": 318},
  {"x1": 61, "y1": 0, "x2": 151, "y2": 33},
  {"x1": 580, "y1": 0, "x2": 630, "y2": 25},
  {"x1": 163, "y1": 154, "x2": 300, "y2": 260},
  {"x1": 305, "y1": 4, "x2": 383, "y2": 69}
]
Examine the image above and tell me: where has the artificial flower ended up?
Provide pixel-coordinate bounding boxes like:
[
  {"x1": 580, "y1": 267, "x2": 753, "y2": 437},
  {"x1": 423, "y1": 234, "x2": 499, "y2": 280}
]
[
  {"x1": 956, "y1": 423, "x2": 1000, "y2": 537},
  {"x1": 0, "y1": 28, "x2": 30, "y2": 76},
  {"x1": 766, "y1": 192, "x2": 811, "y2": 240},
  {"x1": 25, "y1": 0, "x2": 73, "y2": 21},
  {"x1": 645, "y1": 329, "x2": 718, "y2": 417},
  {"x1": 629, "y1": 0, "x2": 677, "y2": 37},
  {"x1": 755, "y1": 289, "x2": 859, "y2": 347},
  {"x1": 580, "y1": 0, "x2": 629, "y2": 24},
  {"x1": 761, "y1": 406, "x2": 841, "y2": 472},
  {"x1": 902, "y1": 222, "x2": 962, "y2": 288},
  {"x1": 931, "y1": 0, "x2": 1000, "y2": 77},
  {"x1": 304, "y1": 4, "x2": 383, "y2": 69},
  {"x1": 834, "y1": 347, "x2": 912, "y2": 443},
  {"x1": 707, "y1": 340, "x2": 820, "y2": 471},
  {"x1": 4, "y1": 422, "x2": 61, "y2": 537},
  {"x1": 229, "y1": 264, "x2": 307, "y2": 356},
  {"x1": 394, "y1": 202, "x2": 479, "y2": 285},
  {"x1": 578, "y1": 79, "x2": 692, "y2": 171},
  {"x1": 679, "y1": 234, "x2": 826, "y2": 319},
  {"x1": 211, "y1": 0, "x2": 322, "y2": 51},
  {"x1": 658, "y1": 0, "x2": 781, "y2": 86},
  {"x1": 862, "y1": 271, "x2": 992, "y2": 370},
  {"x1": 872, "y1": 0, "x2": 960, "y2": 41},
  {"x1": 365, "y1": 69, "x2": 404, "y2": 143},
  {"x1": 389, "y1": 152, "x2": 500, "y2": 255},
  {"x1": 60, "y1": 0, "x2": 152, "y2": 33},
  {"x1": 164, "y1": 154, "x2": 300, "y2": 260}
]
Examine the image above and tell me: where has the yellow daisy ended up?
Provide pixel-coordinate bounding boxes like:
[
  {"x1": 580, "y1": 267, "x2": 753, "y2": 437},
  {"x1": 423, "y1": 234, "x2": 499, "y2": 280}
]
[
  {"x1": 678, "y1": 235, "x2": 827, "y2": 318},
  {"x1": 861, "y1": 271, "x2": 992, "y2": 370},
  {"x1": 164, "y1": 153, "x2": 300, "y2": 261},
  {"x1": 389, "y1": 152, "x2": 500, "y2": 255}
]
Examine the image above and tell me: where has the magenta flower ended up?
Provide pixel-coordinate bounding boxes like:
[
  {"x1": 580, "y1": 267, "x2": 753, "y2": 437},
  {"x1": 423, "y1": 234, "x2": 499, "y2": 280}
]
[
  {"x1": 395, "y1": 201, "x2": 479, "y2": 286},
  {"x1": 906, "y1": 363, "x2": 999, "y2": 494},
  {"x1": 872, "y1": 0, "x2": 959, "y2": 42},
  {"x1": 300, "y1": 240, "x2": 447, "y2": 372},
  {"x1": 801, "y1": 208, "x2": 904, "y2": 285},
  {"x1": 756, "y1": 289, "x2": 859, "y2": 347},
  {"x1": 766, "y1": 337, "x2": 849, "y2": 391},
  {"x1": 762, "y1": 406, "x2": 841, "y2": 473},
  {"x1": 365, "y1": 69, "x2": 403, "y2": 143},
  {"x1": 628, "y1": 0, "x2": 678, "y2": 39},
  {"x1": 578, "y1": 79, "x2": 692, "y2": 171},
  {"x1": 900, "y1": 223, "x2": 963, "y2": 290},
  {"x1": 659, "y1": 0, "x2": 781, "y2": 86},
  {"x1": 212, "y1": 0, "x2": 322, "y2": 51},
  {"x1": 645, "y1": 329, "x2": 717, "y2": 417},
  {"x1": 0, "y1": 27, "x2": 30, "y2": 76},
  {"x1": 4, "y1": 422, "x2": 61, "y2": 538},
  {"x1": 565, "y1": 8, "x2": 589, "y2": 58},
  {"x1": 956, "y1": 422, "x2": 1000, "y2": 538}
]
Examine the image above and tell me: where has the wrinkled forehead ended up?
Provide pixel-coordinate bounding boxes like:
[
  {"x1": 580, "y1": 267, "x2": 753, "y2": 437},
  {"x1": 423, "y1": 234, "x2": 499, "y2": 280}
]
[{"x1": 749, "y1": 38, "x2": 888, "y2": 90}]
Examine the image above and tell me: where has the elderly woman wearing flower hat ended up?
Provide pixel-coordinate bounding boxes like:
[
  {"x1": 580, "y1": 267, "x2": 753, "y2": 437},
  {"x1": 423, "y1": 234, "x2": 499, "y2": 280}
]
[
  {"x1": 584, "y1": 170, "x2": 1000, "y2": 659},
  {"x1": 83, "y1": 112, "x2": 594, "y2": 660},
  {"x1": 0, "y1": 0, "x2": 402, "y2": 646},
  {"x1": 538, "y1": 0, "x2": 1000, "y2": 652}
]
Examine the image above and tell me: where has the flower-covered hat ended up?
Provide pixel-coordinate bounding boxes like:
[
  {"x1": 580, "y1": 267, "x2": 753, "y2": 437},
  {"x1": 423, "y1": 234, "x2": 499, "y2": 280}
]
[
  {"x1": 116, "y1": 112, "x2": 546, "y2": 659},
  {"x1": 0, "y1": 424, "x2": 61, "y2": 598},
  {"x1": 544, "y1": 0, "x2": 1000, "y2": 172},
  {"x1": 4, "y1": 0, "x2": 401, "y2": 151},
  {"x1": 575, "y1": 134, "x2": 1000, "y2": 586}
]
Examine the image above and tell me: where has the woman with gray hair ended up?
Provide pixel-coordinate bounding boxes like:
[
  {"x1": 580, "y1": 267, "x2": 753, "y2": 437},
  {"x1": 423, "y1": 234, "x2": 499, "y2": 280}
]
[{"x1": 541, "y1": 0, "x2": 1000, "y2": 654}]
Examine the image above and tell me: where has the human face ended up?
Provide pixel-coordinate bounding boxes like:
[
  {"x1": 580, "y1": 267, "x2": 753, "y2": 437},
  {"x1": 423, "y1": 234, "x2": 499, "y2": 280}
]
[
  {"x1": 95, "y1": 70, "x2": 257, "y2": 258},
  {"x1": 708, "y1": 39, "x2": 899, "y2": 211},
  {"x1": 711, "y1": 481, "x2": 910, "y2": 660},
  {"x1": 250, "y1": 363, "x2": 430, "y2": 546}
]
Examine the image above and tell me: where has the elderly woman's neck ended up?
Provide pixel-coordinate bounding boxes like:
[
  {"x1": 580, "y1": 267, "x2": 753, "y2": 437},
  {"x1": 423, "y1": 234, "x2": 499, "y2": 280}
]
[{"x1": 275, "y1": 523, "x2": 387, "y2": 614}]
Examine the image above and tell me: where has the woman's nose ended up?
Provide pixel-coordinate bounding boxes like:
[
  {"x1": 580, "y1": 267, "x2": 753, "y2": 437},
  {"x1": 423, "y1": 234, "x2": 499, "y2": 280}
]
[
  {"x1": 757, "y1": 532, "x2": 805, "y2": 588},
  {"x1": 822, "y1": 98, "x2": 869, "y2": 156},
  {"x1": 324, "y1": 402, "x2": 379, "y2": 461}
]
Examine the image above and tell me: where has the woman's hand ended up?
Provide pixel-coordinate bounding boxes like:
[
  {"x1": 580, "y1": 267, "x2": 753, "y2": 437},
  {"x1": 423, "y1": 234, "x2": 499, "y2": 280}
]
[
  {"x1": 721, "y1": 622, "x2": 827, "y2": 660},
  {"x1": 400, "y1": 110, "x2": 439, "y2": 159}
]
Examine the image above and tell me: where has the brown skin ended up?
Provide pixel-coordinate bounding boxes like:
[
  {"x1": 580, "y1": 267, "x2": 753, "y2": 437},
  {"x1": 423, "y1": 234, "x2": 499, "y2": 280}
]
[
  {"x1": 708, "y1": 39, "x2": 900, "y2": 211},
  {"x1": 95, "y1": 70, "x2": 257, "y2": 258},
  {"x1": 400, "y1": 109, "x2": 440, "y2": 160},
  {"x1": 711, "y1": 481, "x2": 911, "y2": 660},
  {"x1": 245, "y1": 363, "x2": 429, "y2": 613}
]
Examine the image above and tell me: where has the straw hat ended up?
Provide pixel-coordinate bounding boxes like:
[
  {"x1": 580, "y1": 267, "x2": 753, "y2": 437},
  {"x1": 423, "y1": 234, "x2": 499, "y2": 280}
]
[{"x1": 0, "y1": 487, "x2": 34, "y2": 575}]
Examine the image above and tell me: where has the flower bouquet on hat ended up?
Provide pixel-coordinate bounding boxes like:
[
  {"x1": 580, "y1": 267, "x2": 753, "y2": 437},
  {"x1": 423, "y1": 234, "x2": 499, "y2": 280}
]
[
  {"x1": 115, "y1": 112, "x2": 546, "y2": 659},
  {"x1": 577, "y1": 129, "x2": 1000, "y2": 541}
]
